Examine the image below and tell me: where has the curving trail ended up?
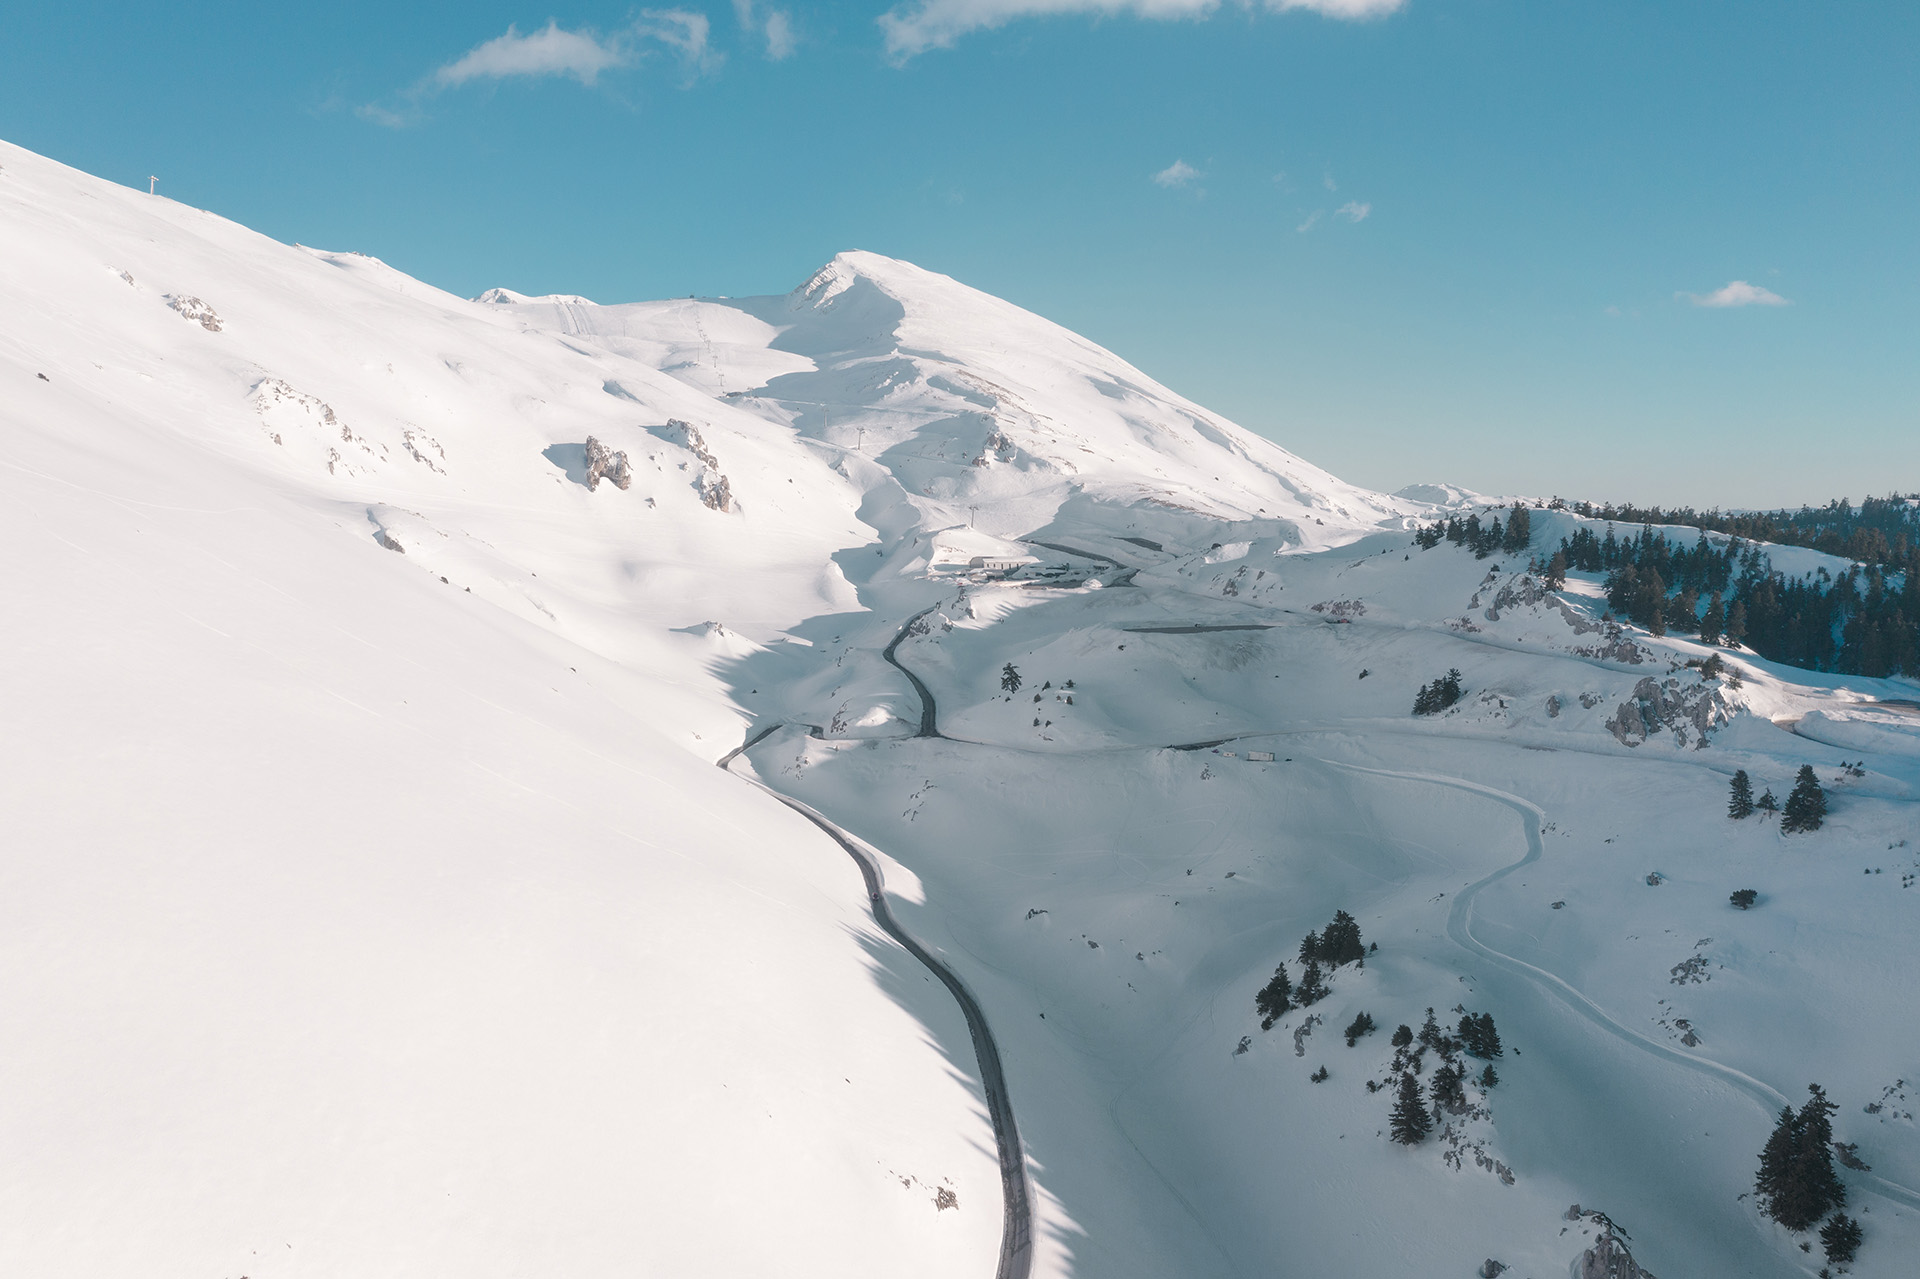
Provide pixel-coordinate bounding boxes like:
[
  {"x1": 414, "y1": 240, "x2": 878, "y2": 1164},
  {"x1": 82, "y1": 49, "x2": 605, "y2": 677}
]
[
  {"x1": 1330, "y1": 760, "x2": 1920, "y2": 1214},
  {"x1": 883, "y1": 604, "x2": 945, "y2": 738}
]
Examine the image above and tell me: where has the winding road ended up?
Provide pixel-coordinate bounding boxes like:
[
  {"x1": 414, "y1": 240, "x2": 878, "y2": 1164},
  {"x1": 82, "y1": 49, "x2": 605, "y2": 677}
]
[{"x1": 718, "y1": 604, "x2": 1032, "y2": 1279}]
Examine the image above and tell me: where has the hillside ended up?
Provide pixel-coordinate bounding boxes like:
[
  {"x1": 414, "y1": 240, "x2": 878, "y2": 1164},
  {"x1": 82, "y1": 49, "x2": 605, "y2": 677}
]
[{"x1": 4, "y1": 136, "x2": 1918, "y2": 1278}]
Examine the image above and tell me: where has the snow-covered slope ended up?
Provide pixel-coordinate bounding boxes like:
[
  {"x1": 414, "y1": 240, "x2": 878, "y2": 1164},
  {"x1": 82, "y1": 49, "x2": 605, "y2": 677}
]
[{"x1": 4, "y1": 135, "x2": 1917, "y2": 1279}]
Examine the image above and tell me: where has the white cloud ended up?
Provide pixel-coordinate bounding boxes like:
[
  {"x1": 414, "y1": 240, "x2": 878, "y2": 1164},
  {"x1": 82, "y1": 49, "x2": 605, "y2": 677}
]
[
  {"x1": 1153, "y1": 159, "x2": 1200, "y2": 188},
  {"x1": 637, "y1": 9, "x2": 720, "y2": 74},
  {"x1": 1296, "y1": 210, "x2": 1322, "y2": 233},
  {"x1": 1322, "y1": 172, "x2": 1338, "y2": 191},
  {"x1": 880, "y1": 0, "x2": 1405, "y2": 62},
  {"x1": 735, "y1": 0, "x2": 798, "y2": 59},
  {"x1": 1335, "y1": 200, "x2": 1369, "y2": 222},
  {"x1": 433, "y1": 21, "x2": 631, "y2": 87},
  {"x1": 1685, "y1": 280, "x2": 1790, "y2": 308}
]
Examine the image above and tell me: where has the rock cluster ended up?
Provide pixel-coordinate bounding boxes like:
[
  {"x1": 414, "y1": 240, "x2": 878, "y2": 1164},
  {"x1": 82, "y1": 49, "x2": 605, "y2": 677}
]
[{"x1": 583, "y1": 436, "x2": 632, "y2": 491}]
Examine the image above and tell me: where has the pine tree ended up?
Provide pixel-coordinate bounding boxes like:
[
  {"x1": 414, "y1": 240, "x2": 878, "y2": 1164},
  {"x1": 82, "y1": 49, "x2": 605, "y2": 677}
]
[
  {"x1": 1728, "y1": 769, "x2": 1755, "y2": 819},
  {"x1": 1319, "y1": 909, "x2": 1365, "y2": 966},
  {"x1": 1503, "y1": 504, "x2": 1532, "y2": 554},
  {"x1": 1545, "y1": 549, "x2": 1568, "y2": 590},
  {"x1": 1725, "y1": 599, "x2": 1748, "y2": 647},
  {"x1": 1390, "y1": 1023, "x2": 1413, "y2": 1049},
  {"x1": 1819, "y1": 1214, "x2": 1863, "y2": 1266},
  {"x1": 1296, "y1": 958, "x2": 1328, "y2": 1006},
  {"x1": 1758, "y1": 788, "x2": 1779, "y2": 813},
  {"x1": 1431, "y1": 1060, "x2": 1467, "y2": 1112},
  {"x1": 1478, "y1": 1063, "x2": 1499, "y2": 1089},
  {"x1": 1344, "y1": 1011, "x2": 1376, "y2": 1046},
  {"x1": 1297, "y1": 932, "x2": 1322, "y2": 965},
  {"x1": 1255, "y1": 965, "x2": 1293, "y2": 1030},
  {"x1": 1458, "y1": 1012, "x2": 1503, "y2": 1058},
  {"x1": 1782, "y1": 765, "x2": 1828, "y2": 833},
  {"x1": 1000, "y1": 663, "x2": 1022, "y2": 694},
  {"x1": 1758, "y1": 1085, "x2": 1847, "y2": 1230},
  {"x1": 1700, "y1": 592, "x2": 1726, "y2": 645},
  {"x1": 1390, "y1": 1073, "x2": 1432, "y2": 1144},
  {"x1": 1417, "y1": 1007, "x2": 1443, "y2": 1051}
]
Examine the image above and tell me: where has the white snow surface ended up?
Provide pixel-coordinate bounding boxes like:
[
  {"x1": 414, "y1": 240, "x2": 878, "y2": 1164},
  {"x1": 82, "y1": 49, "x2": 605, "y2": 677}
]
[{"x1": 4, "y1": 137, "x2": 1918, "y2": 1278}]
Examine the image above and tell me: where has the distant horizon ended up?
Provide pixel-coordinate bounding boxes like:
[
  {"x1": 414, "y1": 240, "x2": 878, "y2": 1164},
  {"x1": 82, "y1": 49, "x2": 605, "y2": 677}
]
[{"x1": 5, "y1": 0, "x2": 1912, "y2": 510}]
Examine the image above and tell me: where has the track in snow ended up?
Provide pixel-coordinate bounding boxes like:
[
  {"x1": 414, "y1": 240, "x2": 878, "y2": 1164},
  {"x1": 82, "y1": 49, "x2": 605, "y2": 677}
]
[{"x1": 1330, "y1": 760, "x2": 1920, "y2": 1216}]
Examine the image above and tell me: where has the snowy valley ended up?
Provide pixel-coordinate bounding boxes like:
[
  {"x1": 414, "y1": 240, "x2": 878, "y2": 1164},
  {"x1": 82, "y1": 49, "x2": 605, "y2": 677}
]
[{"x1": 3, "y1": 137, "x2": 1918, "y2": 1278}]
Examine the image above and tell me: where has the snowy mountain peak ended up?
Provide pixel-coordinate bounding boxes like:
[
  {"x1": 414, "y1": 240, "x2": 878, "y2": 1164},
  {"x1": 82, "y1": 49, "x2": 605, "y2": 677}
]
[{"x1": 472, "y1": 286, "x2": 598, "y2": 305}]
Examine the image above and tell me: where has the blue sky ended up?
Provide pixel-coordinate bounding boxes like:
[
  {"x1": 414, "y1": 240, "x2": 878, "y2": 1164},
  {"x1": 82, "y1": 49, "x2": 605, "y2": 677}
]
[{"x1": 4, "y1": 1, "x2": 1914, "y2": 507}]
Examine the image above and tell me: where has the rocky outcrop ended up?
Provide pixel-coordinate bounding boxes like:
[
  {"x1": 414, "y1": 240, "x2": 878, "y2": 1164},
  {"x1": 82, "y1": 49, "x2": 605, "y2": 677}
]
[
  {"x1": 1570, "y1": 1221, "x2": 1656, "y2": 1279},
  {"x1": 166, "y1": 293, "x2": 222, "y2": 331},
  {"x1": 1604, "y1": 676, "x2": 1731, "y2": 748},
  {"x1": 663, "y1": 419, "x2": 733, "y2": 511},
  {"x1": 583, "y1": 436, "x2": 632, "y2": 491}
]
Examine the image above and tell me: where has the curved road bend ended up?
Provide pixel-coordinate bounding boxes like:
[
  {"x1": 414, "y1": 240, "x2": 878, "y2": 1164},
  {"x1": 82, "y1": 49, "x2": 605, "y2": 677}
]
[{"x1": 718, "y1": 609, "x2": 1031, "y2": 1279}]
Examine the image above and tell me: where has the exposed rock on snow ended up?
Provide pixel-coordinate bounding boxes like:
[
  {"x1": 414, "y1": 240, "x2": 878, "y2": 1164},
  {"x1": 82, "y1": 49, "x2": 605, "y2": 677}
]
[
  {"x1": 659, "y1": 419, "x2": 733, "y2": 511},
  {"x1": 1604, "y1": 677, "x2": 1730, "y2": 748},
  {"x1": 165, "y1": 293, "x2": 222, "y2": 331},
  {"x1": 1570, "y1": 1219, "x2": 1658, "y2": 1279},
  {"x1": 583, "y1": 436, "x2": 632, "y2": 491}
]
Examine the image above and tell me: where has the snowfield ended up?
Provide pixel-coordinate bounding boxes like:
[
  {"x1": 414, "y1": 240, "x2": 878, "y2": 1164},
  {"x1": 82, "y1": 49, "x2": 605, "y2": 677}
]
[{"x1": 3, "y1": 137, "x2": 1917, "y2": 1277}]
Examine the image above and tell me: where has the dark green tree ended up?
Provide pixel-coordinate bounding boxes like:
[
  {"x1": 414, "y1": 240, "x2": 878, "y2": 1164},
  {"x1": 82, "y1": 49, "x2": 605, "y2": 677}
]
[
  {"x1": 1758, "y1": 1085, "x2": 1847, "y2": 1230},
  {"x1": 1000, "y1": 663, "x2": 1022, "y2": 694},
  {"x1": 1431, "y1": 1059, "x2": 1467, "y2": 1112},
  {"x1": 1390, "y1": 1023, "x2": 1414, "y2": 1049},
  {"x1": 1296, "y1": 958, "x2": 1328, "y2": 1006},
  {"x1": 1758, "y1": 788, "x2": 1779, "y2": 813},
  {"x1": 1820, "y1": 1214, "x2": 1862, "y2": 1266},
  {"x1": 1544, "y1": 548, "x2": 1568, "y2": 590},
  {"x1": 1297, "y1": 931, "x2": 1322, "y2": 965},
  {"x1": 1417, "y1": 1007, "x2": 1444, "y2": 1051},
  {"x1": 1730, "y1": 889, "x2": 1758, "y2": 910},
  {"x1": 1254, "y1": 965, "x2": 1293, "y2": 1030},
  {"x1": 1502, "y1": 503, "x2": 1532, "y2": 554},
  {"x1": 1458, "y1": 1012, "x2": 1504, "y2": 1058},
  {"x1": 1390, "y1": 1073, "x2": 1432, "y2": 1144},
  {"x1": 1319, "y1": 910, "x2": 1365, "y2": 966},
  {"x1": 1782, "y1": 765, "x2": 1828, "y2": 833},
  {"x1": 1344, "y1": 1011, "x2": 1376, "y2": 1046},
  {"x1": 1478, "y1": 1063, "x2": 1499, "y2": 1089},
  {"x1": 1725, "y1": 599, "x2": 1748, "y2": 647},
  {"x1": 1728, "y1": 769, "x2": 1755, "y2": 819},
  {"x1": 1700, "y1": 592, "x2": 1726, "y2": 645}
]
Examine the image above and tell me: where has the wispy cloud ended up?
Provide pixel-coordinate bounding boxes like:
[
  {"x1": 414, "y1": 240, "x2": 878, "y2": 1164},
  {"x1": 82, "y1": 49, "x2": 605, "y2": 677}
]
[
  {"x1": 734, "y1": 0, "x2": 798, "y2": 59},
  {"x1": 1335, "y1": 200, "x2": 1370, "y2": 222},
  {"x1": 1296, "y1": 210, "x2": 1322, "y2": 233},
  {"x1": 361, "y1": 16, "x2": 721, "y2": 126},
  {"x1": 1153, "y1": 159, "x2": 1201, "y2": 188},
  {"x1": 880, "y1": 0, "x2": 1406, "y2": 62},
  {"x1": 1684, "y1": 280, "x2": 1790, "y2": 308},
  {"x1": 433, "y1": 21, "x2": 632, "y2": 87}
]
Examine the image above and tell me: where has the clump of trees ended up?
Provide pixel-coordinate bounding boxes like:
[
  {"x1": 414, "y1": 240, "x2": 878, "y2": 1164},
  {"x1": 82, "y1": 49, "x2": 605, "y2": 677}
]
[
  {"x1": 1821, "y1": 1213, "x2": 1863, "y2": 1266},
  {"x1": 1782, "y1": 765, "x2": 1828, "y2": 834},
  {"x1": 1414, "y1": 502, "x2": 1533, "y2": 559},
  {"x1": 1253, "y1": 910, "x2": 1366, "y2": 1026},
  {"x1": 1457, "y1": 1012, "x2": 1503, "y2": 1059},
  {"x1": 1413, "y1": 669, "x2": 1464, "y2": 715},
  {"x1": 1755, "y1": 1085, "x2": 1847, "y2": 1231},
  {"x1": 1345, "y1": 1012, "x2": 1376, "y2": 1046},
  {"x1": 1730, "y1": 889, "x2": 1759, "y2": 910}
]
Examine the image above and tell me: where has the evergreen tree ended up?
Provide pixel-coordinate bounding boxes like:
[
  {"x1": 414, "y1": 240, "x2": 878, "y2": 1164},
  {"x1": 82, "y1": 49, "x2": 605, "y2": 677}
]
[
  {"x1": 1725, "y1": 599, "x2": 1749, "y2": 647},
  {"x1": 1254, "y1": 965, "x2": 1293, "y2": 1030},
  {"x1": 1700, "y1": 592, "x2": 1726, "y2": 645},
  {"x1": 1819, "y1": 1214, "x2": 1863, "y2": 1266},
  {"x1": 1782, "y1": 765, "x2": 1828, "y2": 833},
  {"x1": 1390, "y1": 1023, "x2": 1414, "y2": 1049},
  {"x1": 1728, "y1": 769, "x2": 1755, "y2": 819},
  {"x1": 1319, "y1": 909, "x2": 1365, "y2": 966},
  {"x1": 1502, "y1": 504, "x2": 1532, "y2": 554},
  {"x1": 1544, "y1": 549, "x2": 1568, "y2": 590},
  {"x1": 1417, "y1": 1007, "x2": 1443, "y2": 1051},
  {"x1": 1296, "y1": 958, "x2": 1328, "y2": 1006},
  {"x1": 1757, "y1": 1085, "x2": 1847, "y2": 1230},
  {"x1": 1758, "y1": 787, "x2": 1779, "y2": 813},
  {"x1": 1478, "y1": 1063, "x2": 1499, "y2": 1089},
  {"x1": 1000, "y1": 663, "x2": 1022, "y2": 694},
  {"x1": 1458, "y1": 1012, "x2": 1503, "y2": 1058},
  {"x1": 1298, "y1": 932, "x2": 1322, "y2": 965},
  {"x1": 1431, "y1": 1059, "x2": 1467, "y2": 1112},
  {"x1": 1390, "y1": 1073, "x2": 1432, "y2": 1144},
  {"x1": 1344, "y1": 1011, "x2": 1376, "y2": 1046}
]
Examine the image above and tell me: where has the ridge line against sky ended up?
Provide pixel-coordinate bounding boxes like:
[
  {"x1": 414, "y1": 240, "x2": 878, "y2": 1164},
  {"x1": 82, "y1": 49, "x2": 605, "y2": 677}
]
[{"x1": 2, "y1": 1, "x2": 1913, "y2": 508}]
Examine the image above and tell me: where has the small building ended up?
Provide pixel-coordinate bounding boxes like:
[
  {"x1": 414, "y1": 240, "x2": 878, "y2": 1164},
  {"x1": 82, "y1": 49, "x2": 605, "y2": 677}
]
[
  {"x1": 1246, "y1": 750, "x2": 1275, "y2": 762},
  {"x1": 969, "y1": 554, "x2": 1037, "y2": 573}
]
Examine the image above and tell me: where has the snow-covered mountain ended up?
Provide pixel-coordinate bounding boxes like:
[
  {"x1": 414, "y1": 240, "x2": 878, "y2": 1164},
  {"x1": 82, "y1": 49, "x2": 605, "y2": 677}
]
[{"x1": 4, "y1": 136, "x2": 1917, "y2": 1279}]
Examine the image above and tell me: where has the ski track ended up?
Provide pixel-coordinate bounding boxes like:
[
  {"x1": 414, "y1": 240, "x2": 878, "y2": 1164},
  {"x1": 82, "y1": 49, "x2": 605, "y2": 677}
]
[{"x1": 1327, "y1": 760, "x2": 1920, "y2": 1216}]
